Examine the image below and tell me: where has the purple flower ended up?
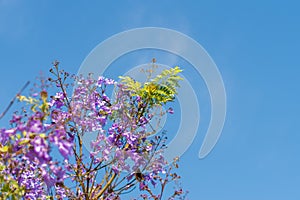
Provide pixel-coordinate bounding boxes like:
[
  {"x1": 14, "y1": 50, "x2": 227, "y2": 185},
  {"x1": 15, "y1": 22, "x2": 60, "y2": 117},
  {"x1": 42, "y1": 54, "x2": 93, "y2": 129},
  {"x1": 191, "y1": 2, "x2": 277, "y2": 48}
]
[
  {"x1": 58, "y1": 140, "x2": 73, "y2": 159},
  {"x1": 41, "y1": 166, "x2": 55, "y2": 188},
  {"x1": 97, "y1": 76, "x2": 116, "y2": 86},
  {"x1": 112, "y1": 166, "x2": 119, "y2": 174},
  {"x1": 50, "y1": 165, "x2": 65, "y2": 182},
  {"x1": 49, "y1": 92, "x2": 65, "y2": 108},
  {"x1": 104, "y1": 78, "x2": 116, "y2": 85},
  {"x1": 123, "y1": 131, "x2": 138, "y2": 146},
  {"x1": 140, "y1": 194, "x2": 148, "y2": 199},
  {"x1": 55, "y1": 185, "x2": 67, "y2": 199},
  {"x1": 167, "y1": 107, "x2": 174, "y2": 114},
  {"x1": 139, "y1": 181, "x2": 146, "y2": 190},
  {"x1": 96, "y1": 76, "x2": 105, "y2": 86},
  {"x1": 29, "y1": 119, "x2": 43, "y2": 133},
  {"x1": 29, "y1": 136, "x2": 51, "y2": 164},
  {"x1": 0, "y1": 128, "x2": 15, "y2": 143},
  {"x1": 49, "y1": 130, "x2": 73, "y2": 159},
  {"x1": 9, "y1": 114, "x2": 22, "y2": 124}
]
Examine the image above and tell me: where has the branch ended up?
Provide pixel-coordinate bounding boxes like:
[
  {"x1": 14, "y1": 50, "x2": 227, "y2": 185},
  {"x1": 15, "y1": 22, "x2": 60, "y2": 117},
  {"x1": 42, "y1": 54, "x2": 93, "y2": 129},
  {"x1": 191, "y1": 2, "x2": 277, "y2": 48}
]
[
  {"x1": 0, "y1": 81, "x2": 30, "y2": 120},
  {"x1": 95, "y1": 172, "x2": 116, "y2": 199}
]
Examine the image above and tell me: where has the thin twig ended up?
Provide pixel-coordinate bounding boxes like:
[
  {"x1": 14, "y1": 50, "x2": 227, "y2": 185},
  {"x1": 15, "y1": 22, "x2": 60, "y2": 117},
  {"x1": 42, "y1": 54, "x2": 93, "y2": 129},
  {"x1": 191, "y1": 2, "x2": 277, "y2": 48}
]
[{"x1": 0, "y1": 81, "x2": 30, "y2": 119}]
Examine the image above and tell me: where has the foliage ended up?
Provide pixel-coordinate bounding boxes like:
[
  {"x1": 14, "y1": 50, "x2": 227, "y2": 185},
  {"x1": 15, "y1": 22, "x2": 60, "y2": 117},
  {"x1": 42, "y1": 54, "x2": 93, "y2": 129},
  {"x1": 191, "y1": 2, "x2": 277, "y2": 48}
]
[
  {"x1": 119, "y1": 66, "x2": 183, "y2": 106},
  {"x1": 0, "y1": 61, "x2": 187, "y2": 200}
]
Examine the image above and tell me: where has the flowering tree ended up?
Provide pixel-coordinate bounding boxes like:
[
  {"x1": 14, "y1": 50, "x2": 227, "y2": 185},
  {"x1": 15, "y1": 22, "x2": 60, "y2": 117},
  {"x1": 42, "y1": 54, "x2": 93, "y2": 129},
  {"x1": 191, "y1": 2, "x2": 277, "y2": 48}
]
[{"x1": 0, "y1": 61, "x2": 187, "y2": 200}]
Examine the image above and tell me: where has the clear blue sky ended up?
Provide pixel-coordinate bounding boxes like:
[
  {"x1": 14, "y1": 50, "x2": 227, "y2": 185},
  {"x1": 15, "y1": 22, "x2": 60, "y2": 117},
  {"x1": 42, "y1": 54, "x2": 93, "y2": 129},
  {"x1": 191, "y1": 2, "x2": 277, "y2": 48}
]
[{"x1": 1, "y1": 1, "x2": 300, "y2": 199}]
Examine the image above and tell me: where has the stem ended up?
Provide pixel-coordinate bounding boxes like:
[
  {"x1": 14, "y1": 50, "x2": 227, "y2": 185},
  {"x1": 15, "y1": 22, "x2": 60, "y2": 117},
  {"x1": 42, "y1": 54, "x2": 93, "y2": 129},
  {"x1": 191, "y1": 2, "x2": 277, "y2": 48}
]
[
  {"x1": 0, "y1": 81, "x2": 30, "y2": 120},
  {"x1": 95, "y1": 172, "x2": 116, "y2": 199},
  {"x1": 54, "y1": 65, "x2": 89, "y2": 198}
]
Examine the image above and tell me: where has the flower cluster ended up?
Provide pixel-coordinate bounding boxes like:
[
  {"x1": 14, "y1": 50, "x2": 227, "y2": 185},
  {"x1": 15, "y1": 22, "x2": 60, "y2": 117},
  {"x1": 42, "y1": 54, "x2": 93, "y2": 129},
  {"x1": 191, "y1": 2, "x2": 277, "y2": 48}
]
[{"x1": 0, "y1": 61, "x2": 187, "y2": 199}]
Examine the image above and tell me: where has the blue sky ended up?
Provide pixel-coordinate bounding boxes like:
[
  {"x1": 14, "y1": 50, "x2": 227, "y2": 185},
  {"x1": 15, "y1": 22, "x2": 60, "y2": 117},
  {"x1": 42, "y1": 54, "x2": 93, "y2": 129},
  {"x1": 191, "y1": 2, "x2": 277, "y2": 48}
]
[{"x1": 1, "y1": 0, "x2": 300, "y2": 199}]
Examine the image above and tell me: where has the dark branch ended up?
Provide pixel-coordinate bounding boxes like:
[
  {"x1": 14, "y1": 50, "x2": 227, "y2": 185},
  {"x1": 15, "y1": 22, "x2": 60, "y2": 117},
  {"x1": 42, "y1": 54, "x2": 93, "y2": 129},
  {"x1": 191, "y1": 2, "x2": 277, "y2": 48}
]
[{"x1": 0, "y1": 81, "x2": 30, "y2": 120}]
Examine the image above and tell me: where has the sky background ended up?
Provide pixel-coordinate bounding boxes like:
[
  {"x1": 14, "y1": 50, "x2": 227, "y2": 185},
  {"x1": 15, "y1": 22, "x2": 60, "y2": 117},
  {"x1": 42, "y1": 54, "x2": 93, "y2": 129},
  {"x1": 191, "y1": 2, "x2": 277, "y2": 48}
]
[{"x1": 0, "y1": 0, "x2": 300, "y2": 199}]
